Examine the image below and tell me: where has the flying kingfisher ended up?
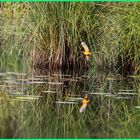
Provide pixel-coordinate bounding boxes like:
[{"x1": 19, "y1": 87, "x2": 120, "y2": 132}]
[
  {"x1": 79, "y1": 94, "x2": 90, "y2": 113},
  {"x1": 81, "y1": 42, "x2": 91, "y2": 61}
]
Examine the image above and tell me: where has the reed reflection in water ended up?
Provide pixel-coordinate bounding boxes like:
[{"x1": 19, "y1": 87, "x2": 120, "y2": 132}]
[{"x1": 0, "y1": 70, "x2": 139, "y2": 138}]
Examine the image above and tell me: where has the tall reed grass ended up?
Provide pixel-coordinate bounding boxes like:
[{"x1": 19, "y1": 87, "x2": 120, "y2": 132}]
[
  {"x1": 27, "y1": 3, "x2": 140, "y2": 75},
  {"x1": 1, "y1": 3, "x2": 140, "y2": 75},
  {"x1": 0, "y1": 3, "x2": 29, "y2": 72}
]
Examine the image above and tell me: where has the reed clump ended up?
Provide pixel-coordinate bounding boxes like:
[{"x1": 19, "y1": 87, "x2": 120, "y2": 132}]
[
  {"x1": 0, "y1": 2, "x2": 29, "y2": 72},
  {"x1": 28, "y1": 3, "x2": 97, "y2": 72},
  {"x1": 1, "y1": 3, "x2": 140, "y2": 75},
  {"x1": 27, "y1": 3, "x2": 140, "y2": 76}
]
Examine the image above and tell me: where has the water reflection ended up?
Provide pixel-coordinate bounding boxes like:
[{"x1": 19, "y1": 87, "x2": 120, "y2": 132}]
[
  {"x1": 0, "y1": 71, "x2": 139, "y2": 103},
  {"x1": 0, "y1": 70, "x2": 139, "y2": 137}
]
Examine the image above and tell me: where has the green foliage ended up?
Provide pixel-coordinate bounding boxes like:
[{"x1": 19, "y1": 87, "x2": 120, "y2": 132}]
[
  {"x1": 0, "y1": 3, "x2": 29, "y2": 72},
  {"x1": 1, "y1": 3, "x2": 140, "y2": 74}
]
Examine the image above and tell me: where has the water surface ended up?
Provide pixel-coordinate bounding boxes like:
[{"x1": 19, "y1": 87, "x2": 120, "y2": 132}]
[{"x1": 0, "y1": 70, "x2": 139, "y2": 138}]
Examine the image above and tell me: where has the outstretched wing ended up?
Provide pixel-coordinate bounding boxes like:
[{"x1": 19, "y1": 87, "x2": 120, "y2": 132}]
[
  {"x1": 79, "y1": 103, "x2": 88, "y2": 113},
  {"x1": 81, "y1": 42, "x2": 90, "y2": 52}
]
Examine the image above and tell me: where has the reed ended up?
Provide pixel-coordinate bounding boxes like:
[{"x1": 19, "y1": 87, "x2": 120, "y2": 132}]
[
  {"x1": 0, "y1": 3, "x2": 29, "y2": 72},
  {"x1": 26, "y1": 2, "x2": 140, "y2": 75},
  {"x1": 1, "y1": 3, "x2": 140, "y2": 75}
]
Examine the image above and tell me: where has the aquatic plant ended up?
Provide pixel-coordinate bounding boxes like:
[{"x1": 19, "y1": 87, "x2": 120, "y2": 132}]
[
  {"x1": 1, "y1": 3, "x2": 140, "y2": 75},
  {"x1": 27, "y1": 3, "x2": 140, "y2": 75}
]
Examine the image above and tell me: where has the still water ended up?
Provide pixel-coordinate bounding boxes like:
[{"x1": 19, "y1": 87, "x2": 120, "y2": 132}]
[{"x1": 0, "y1": 70, "x2": 140, "y2": 138}]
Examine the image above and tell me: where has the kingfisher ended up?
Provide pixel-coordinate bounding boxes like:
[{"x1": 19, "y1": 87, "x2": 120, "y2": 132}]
[
  {"x1": 79, "y1": 94, "x2": 90, "y2": 113},
  {"x1": 81, "y1": 42, "x2": 91, "y2": 61}
]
